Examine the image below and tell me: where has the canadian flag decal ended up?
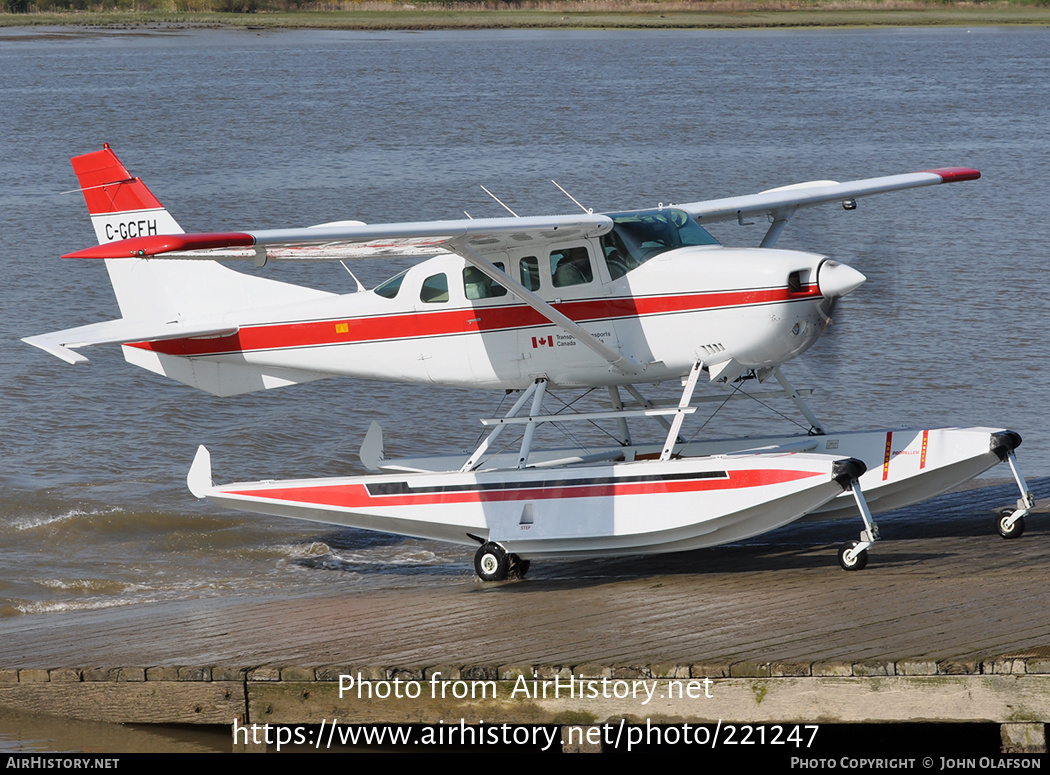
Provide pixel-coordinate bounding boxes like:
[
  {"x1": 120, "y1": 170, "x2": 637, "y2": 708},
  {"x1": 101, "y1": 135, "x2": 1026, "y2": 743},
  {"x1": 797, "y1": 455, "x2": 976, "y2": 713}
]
[{"x1": 532, "y1": 336, "x2": 554, "y2": 348}]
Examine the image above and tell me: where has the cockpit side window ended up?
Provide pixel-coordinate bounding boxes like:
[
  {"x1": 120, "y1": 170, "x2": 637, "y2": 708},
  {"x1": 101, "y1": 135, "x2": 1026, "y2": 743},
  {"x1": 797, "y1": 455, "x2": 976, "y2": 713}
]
[
  {"x1": 601, "y1": 229, "x2": 636, "y2": 280},
  {"x1": 550, "y1": 246, "x2": 593, "y2": 288},
  {"x1": 463, "y1": 263, "x2": 509, "y2": 300}
]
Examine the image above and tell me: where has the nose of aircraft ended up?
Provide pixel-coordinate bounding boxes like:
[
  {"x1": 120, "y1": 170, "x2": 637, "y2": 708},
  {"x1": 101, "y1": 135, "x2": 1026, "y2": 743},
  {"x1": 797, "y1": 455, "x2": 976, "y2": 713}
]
[{"x1": 817, "y1": 260, "x2": 866, "y2": 299}]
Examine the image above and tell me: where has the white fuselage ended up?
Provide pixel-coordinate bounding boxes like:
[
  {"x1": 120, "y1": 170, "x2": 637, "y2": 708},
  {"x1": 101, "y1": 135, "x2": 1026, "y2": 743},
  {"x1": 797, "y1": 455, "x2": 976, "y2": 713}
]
[{"x1": 123, "y1": 242, "x2": 841, "y2": 396}]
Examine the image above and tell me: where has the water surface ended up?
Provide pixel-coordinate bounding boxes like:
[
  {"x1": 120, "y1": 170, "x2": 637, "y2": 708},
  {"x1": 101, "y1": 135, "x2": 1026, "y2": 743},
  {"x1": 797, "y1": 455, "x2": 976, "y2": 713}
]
[{"x1": 1, "y1": 25, "x2": 1047, "y2": 620}]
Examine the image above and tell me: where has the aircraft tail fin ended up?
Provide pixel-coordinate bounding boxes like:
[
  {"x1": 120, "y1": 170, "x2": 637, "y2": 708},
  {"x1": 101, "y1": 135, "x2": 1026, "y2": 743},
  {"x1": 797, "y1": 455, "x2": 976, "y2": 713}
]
[
  {"x1": 71, "y1": 144, "x2": 206, "y2": 323},
  {"x1": 68, "y1": 144, "x2": 330, "y2": 325},
  {"x1": 71, "y1": 143, "x2": 185, "y2": 244},
  {"x1": 35, "y1": 145, "x2": 335, "y2": 396}
]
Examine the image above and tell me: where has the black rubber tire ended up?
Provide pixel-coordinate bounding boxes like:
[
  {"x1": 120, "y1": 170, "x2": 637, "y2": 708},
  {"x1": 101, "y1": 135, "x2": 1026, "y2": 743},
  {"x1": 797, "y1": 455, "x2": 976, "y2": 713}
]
[
  {"x1": 474, "y1": 542, "x2": 509, "y2": 581},
  {"x1": 838, "y1": 540, "x2": 868, "y2": 571},
  {"x1": 998, "y1": 511, "x2": 1025, "y2": 540}
]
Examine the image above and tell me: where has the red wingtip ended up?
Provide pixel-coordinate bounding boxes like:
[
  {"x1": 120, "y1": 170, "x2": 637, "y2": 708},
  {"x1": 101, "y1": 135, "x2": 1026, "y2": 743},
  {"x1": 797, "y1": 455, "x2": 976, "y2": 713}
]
[
  {"x1": 63, "y1": 232, "x2": 255, "y2": 259},
  {"x1": 923, "y1": 167, "x2": 981, "y2": 183}
]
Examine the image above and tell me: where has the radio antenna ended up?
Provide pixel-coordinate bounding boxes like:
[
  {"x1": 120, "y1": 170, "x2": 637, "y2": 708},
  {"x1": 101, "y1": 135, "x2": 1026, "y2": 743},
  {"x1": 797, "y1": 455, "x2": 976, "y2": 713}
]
[
  {"x1": 551, "y1": 179, "x2": 592, "y2": 214},
  {"x1": 480, "y1": 185, "x2": 519, "y2": 217}
]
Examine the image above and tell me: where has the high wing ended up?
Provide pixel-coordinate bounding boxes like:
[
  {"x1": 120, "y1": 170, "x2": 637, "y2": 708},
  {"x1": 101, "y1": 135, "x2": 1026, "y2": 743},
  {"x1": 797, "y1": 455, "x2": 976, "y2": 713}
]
[
  {"x1": 678, "y1": 167, "x2": 980, "y2": 248},
  {"x1": 64, "y1": 214, "x2": 615, "y2": 263},
  {"x1": 679, "y1": 168, "x2": 980, "y2": 223},
  {"x1": 62, "y1": 167, "x2": 979, "y2": 263}
]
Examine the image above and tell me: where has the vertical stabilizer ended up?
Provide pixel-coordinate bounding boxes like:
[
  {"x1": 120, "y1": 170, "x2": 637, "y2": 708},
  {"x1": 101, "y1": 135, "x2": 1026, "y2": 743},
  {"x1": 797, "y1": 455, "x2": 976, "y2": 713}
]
[
  {"x1": 60, "y1": 145, "x2": 334, "y2": 396},
  {"x1": 69, "y1": 145, "x2": 330, "y2": 325},
  {"x1": 72, "y1": 144, "x2": 225, "y2": 324},
  {"x1": 71, "y1": 143, "x2": 184, "y2": 246}
]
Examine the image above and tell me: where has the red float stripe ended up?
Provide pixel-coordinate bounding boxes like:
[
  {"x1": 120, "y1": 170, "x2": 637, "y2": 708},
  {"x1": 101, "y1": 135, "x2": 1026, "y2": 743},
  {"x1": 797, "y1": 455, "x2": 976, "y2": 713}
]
[{"x1": 223, "y1": 468, "x2": 824, "y2": 509}]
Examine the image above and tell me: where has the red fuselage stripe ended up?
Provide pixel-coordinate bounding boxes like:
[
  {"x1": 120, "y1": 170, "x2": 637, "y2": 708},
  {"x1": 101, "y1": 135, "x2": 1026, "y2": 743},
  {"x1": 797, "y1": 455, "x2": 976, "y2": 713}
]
[
  {"x1": 130, "y1": 284, "x2": 821, "y2": 357},
  {"x1": 223, "y1": 468, "x2": 824, "y2": 509}
]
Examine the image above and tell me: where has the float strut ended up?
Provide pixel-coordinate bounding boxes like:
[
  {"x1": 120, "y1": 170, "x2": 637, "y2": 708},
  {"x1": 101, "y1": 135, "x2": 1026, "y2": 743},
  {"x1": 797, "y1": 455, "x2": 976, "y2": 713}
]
[
  {"x1": 772, "y1": 367, "x2": 826, "y2": 435},
  {"x1": 623, "y1": 384, "x2": 675, "y2": 433},
  {"x1": 517, "y1": 379, "x2": 547, "y2": 469},
  {"x1": 461, "y1": 381, "x2": 540, "y2": 472},
  {"x1": 660, "y1": 361, "x2": 702, "y2": 462},
  {"x1": 608, "y1": 385, "x2": 632, "y2": 446}
]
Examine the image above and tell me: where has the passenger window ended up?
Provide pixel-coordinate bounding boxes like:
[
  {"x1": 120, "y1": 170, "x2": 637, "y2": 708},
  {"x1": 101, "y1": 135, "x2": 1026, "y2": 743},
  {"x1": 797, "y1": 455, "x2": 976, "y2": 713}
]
[
  {"x1": 463, "y1": 263, "x2": 508, "y2": 300},
  {"x1": 519, "y1": 256, "x2": 540, "y2": 291},
  {"x1": 550, "y1": 246, "x2": 593, "y2": 288},
  {"x1": 420, "y1": 273, "x2": 449, "y2": 303}
]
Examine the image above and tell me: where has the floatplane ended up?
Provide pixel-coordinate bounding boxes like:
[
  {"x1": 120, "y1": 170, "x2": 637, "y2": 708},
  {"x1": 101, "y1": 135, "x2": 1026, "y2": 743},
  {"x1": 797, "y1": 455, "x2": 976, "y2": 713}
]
[{"x1": 24, "y1": 145, "x2": 1036, "y2": 580}]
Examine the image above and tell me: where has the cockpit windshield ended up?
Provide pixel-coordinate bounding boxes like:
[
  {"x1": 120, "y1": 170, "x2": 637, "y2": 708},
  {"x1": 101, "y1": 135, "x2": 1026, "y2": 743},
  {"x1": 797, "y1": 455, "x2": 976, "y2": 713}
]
[{"x1": 601, "y1": 208, "x2": 720, "y2": 279}]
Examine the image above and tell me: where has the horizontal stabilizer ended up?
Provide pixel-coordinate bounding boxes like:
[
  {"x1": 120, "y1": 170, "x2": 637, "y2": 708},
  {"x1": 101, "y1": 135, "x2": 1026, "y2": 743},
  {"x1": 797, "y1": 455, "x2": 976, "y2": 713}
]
[
  {"x1": 22, "y1": 318, "x2": 239, "y2": 365},
  {"x1": 66, "y1": 232, "x2": 254, "y2": 259}
]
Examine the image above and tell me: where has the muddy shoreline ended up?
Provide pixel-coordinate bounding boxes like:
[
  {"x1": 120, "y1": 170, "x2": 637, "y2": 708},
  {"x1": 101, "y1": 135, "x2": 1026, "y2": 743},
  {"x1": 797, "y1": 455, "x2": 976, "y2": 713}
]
[{"x1": 3, "y1": 4, "x2": 1050, "y2": 31}]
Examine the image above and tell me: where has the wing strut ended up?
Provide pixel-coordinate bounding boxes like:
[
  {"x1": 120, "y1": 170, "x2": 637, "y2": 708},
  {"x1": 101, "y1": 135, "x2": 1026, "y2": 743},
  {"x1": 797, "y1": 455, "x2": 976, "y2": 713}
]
[
  {"x1": 760, "y1": 207, "x2": 794, "y2": 248},
  {"x1": 450, "y1": 239, "x2": 643, "y2": 376}
]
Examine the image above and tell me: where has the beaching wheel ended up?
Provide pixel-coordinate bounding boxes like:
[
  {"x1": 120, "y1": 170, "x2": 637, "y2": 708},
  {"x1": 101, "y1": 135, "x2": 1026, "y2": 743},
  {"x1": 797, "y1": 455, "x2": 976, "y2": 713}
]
[
  {"x1": 475, "y1": 542, "x2": 509, "y2": 581},
  {"x1": 509, "y1": 554, "x2": 531, "y2": 580},
  {"x1": 837, "y1": 541, "x2": 868, "y2": 571},
  {"x1": 998, "y1": 510, "x2": 1025, "y2": 540}
]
